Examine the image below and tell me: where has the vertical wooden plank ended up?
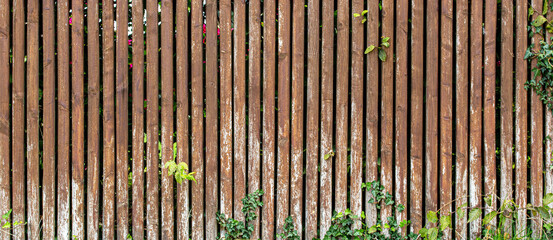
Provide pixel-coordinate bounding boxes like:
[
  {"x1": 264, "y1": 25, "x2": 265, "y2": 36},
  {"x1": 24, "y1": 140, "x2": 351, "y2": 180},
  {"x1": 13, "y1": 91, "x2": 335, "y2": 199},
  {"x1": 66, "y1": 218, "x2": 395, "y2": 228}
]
[
  {"x1": 131, "y1": 0, "x2": 145, "y2": 238},
  {"x1": 233, "y1": 0, "x2": 246, "y2": 223},
  {"x1": 500, "y1": 0, "x2": 514, "y2": 232},
  {"x1": 102, "y1": 0, "x2": 116, "y2": 237},
  {"x1": 248, "y1": 0, "x2": 262, "y2": 237},
  {"x1": 456, "y1": 0, "x2": 470, "y2": 237},
  {"x1": 11, "y1": 0, "x2": 25, "y2": 238},
  {"x1": 530, "y1": 0, "x2": 544, "y2": 235},
  {"x1": 410, "y1": 0, "x2": 423, "y2": 232},
  {"x1": 469, "y1": 0, "x2": 483, "y2": 237},
  {"x1": 87, "y1": 0, "x2": 101, "y2": 238},
  {"x1": 483, "y1": 0, "x2": 497, "y2": 224},
  {"x1": 381, "y1": 0, "x2": 394, "y2": 225},
  {"x1": 160, "y1": 0, "x2": 174, "y2": 238},
  {"x1": 42, "y1": 0, "x2": 56, "y2": 238},
  {"x1": 71, "y1": 0, "x2": 86, "y2": 237},
  {"x1": 262, "y1": 0, "x2": 277, "y2": 237},
  {"x1": 176, "y1": 0, "x2": 190, "y2": 238},
  {"x1": 546, "y1": 7, "x2": 553, "y2": 197},
  {"x1": 335, "y1": 0, "x2": 349, "y2": 213},
  {"x1": 276, "y1": 0, "x2": 291, "y2": 235},
  {"x1": 191, "y1": 0, "x2": 204, "y2": 238},
  {"x1": 395, "y1": 0, "x2": 408, "y2": 234},
  {"x1": 205, "y1": 0, "x2": 218, "y2": 238},
  {"x1": 146, "y1": 0, "x2": 160, "y2": 237},
  {"x1": 306, "y1": 0, "x2": 322, "y2": 237},
  {"x1": 515, "y1": 0, "x2": 528, "y2": 233},
  {"x1": 0, "y1": 0, "x2": 8, "y2": 236},
  {"x1": 426, "y1": 0, "x2": 439, "y2": 230},
  {"x1": 291, "y1": 0, "x2": 306, "y2": 236},
  {"x1": 440, "y1": 0, "x2": 453, "y2": 238},
  {"x1": 350, "y1": 0, "x2": 363, "y2": 230},
  {"x1": 366, "y1": 0, "x2": 379, "y2": 229},
  {"x1": 26, "y1": 0, "x2": 40, "y2": 238},
  {"x1": 220, "y1": 0, "x2": 233, "y2": 230}
]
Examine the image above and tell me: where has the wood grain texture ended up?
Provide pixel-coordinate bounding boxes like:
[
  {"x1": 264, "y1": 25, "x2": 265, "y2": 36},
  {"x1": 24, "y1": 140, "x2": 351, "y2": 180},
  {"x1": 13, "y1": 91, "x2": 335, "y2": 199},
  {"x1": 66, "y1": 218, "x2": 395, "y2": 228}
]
[
  {"x1": 262, "y1": 0, "x2": 277, "y2": 237},
  {"x1": 191, "y1": 0, "x2": 204, "y2": 238},
  {"x1": 233, "y1": 0, "x2": 247, "y2": 223},
  {"x1": 500, "y1": 0, "x2": 514, "y2": 233},
  {"x1": 205, "y1": 0, "x2": 218, "y2": 238},
  {"x1": 176, "y1": 0, "x2": 190, "y2": 238},
  {"x1": 42, "y1": 0, "x2": 56, "y2": 238},
  {"x1": 319, "y1": 0, "x2": 334, "y2": 236},
  {"x1": 456, "y1": 0, "x2": 470, "y2": 237},
  {"x1": 248, "y1": 0, "x2": 262, "y2": 237},
  {"x1": 26, "y1": 0, "x2": 40, "y2": 238},
  {"x1": 470, "y1": 0, "x2": 484, "y2": 237},
  {"x1": 102, "y1": 0, "x2": 116, "y2": 237},
  {"x1": 366, "y1": 0, "x2": 380, "y2": 229},
  {"x1": 410, "y1": 0, "x2": 423, "y2": 233},
  {"x1": 276, "y1": 0, "x2": 291, "y2": 235},
  {"x1": 11, "y1": 0, "x2": 25, "y2": 238},
  {"x1": 0, "y1": 0, "x2": 9, "y2": 236},
  {"x1": 146, "y1": 0, "x2": 160, "y2": 237},
  {"x1": 87, "y1": 0, "x2": 101, "y2": 238},
  {"x1": 350, "y1": 0, "x2": 363, "y2": 230},
  {"x1": 547, "y1": 9, "x2": 553, "y2": 198},
  {"x1": 291, "y1": 0, "x2": 306, "y2": 236},
  {"x1": 426, "y1": 0, "x2": 439, "y2": 230},
  {"x1": 131, "y1": 0, "x2": 146, "y2": 238},
  {"x1": 395, "y1": 0, "x2": 408, "y2": 235}
]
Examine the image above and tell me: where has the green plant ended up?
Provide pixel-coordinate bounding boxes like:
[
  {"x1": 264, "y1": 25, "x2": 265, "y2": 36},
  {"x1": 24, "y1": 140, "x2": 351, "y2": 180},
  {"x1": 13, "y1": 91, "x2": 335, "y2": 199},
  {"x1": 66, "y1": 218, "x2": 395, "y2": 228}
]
[
  {"x1": 144, "y1": 133, "x2": 196, "y2": 184},
  {"x1": 216, "y1": 189, "x2": 264, "y2": 240},
  {"x1": 365, "y1": 37, "x2": 391, "y2": 62},
  {"x1": 277, "y1": 216, "x2": 300, "y2": 240},
  {"x1": 0, "y1": 209, "x2": 25, "y2": 237}
]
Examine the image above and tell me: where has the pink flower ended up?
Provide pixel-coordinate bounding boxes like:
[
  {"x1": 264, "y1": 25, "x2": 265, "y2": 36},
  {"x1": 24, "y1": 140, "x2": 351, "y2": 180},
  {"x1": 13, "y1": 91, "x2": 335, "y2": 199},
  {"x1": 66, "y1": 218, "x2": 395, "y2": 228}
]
[
  {"x1": 217, "y1": 28, "x2": 220, "y2": 35},
  {"x1": 128, "y1": 39, "x2": 132, "y2": 45},
  {"x1": 69, "y1": 17, "x2": 72, "y2": 25},
  {"x1": 129, "y1": 63, "x2": 133, "y2": 69},
  {"x1": 203, "y1": 24, "x2": 206, "y2": 33}
]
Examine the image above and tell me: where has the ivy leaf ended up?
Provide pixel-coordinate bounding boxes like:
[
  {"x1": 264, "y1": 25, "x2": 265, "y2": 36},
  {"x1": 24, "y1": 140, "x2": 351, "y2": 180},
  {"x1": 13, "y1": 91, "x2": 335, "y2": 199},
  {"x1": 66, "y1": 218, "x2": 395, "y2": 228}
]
[
  {"x1": 427, "y1": 211, "x2": 438, "y2": 223},
  {"x1": 468, "y1": 208, "x2": 482, "y2": 223},
  {"x1": 378, "y1": 49, "x2": 387, "y2": 61},
  {"x1": 365, "y1": 45, "x2": 376, "y2": 54},
  {"x1": 545, "y1": 193, "x2": 553, "y2": 206},
  {"x1": 524, "y1": 47, "x2": 534, "y2": 60},
  {"x1": 428, "y1": 227, "x2": 438, "y2": 240},
  {"x1": 439, "y1": 215, "x2": 451, "y2": 231},
  {"x1": 533, "y1": 15, "x2": 548, "y2": 27}
]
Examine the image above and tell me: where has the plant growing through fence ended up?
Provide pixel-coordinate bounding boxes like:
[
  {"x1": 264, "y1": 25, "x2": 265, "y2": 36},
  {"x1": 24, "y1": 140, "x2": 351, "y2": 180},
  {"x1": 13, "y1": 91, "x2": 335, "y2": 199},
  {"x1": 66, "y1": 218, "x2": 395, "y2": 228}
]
[
  {"x1": 216, "y1": 189, "x2": 264, "y2": 240},
  {"x1": 143, "y1": 133, "x2": 196, "y2": 184}
]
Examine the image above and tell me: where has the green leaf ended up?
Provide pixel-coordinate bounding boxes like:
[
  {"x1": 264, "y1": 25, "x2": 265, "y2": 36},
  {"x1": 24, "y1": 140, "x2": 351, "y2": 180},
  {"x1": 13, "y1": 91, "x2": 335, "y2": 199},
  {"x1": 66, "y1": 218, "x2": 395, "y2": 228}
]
[
  {"x1": 368, "y1": 225, "x2": 377, "y2": 233},
  {"x1": 362, "y1": 10, "x2": 368, "y2": 15},
  {"x1": 427, "y1": 211, "x2": 438, "y2": 223},
  {"x1": 440, "y1": 215, "x2": 451, "y2": 231},
  {"x1": 381, "y1": 42, "x2": 390, "y2": 48},
  {"x1": 524, "y1": 47, "x2": 534, "y2": 59},
  {"x1": 361, "y1": 18, "x2": 367, "y2": 24},
  {"x1": 533, "y1": 15, "x2": 548, "y2": 27},
  {"x1": 365, "y1": 45, "x2": 376, "y2": 54},
  {"x1": 530, "y1": 6, "x2": 535, "y2": 19},
  {"x1": 381, "y1": 36, "x2": 390, "y2": 43},
  {"x1": 378, "y1": 49, "x2": 387, "y2": 61},
  {"x1": 2, "y1": 222, "x2": 9, "y2": 229},
  {"x1": 468, "y1": 208, "x2": 482, "y2": 223},
  {"x1": 428, "y1": 227, "x2": 438, "y2": 240},
  {"x1": 483, "y1": 211, "x2": 498, "y2": 225},
  {"x1": 545, "y1": 193, "x2": 553, "y2": 206},
  {"x1": 353, "y1": 13, "x2": 361, "y2": 17},
  {"x1": 545, "y1": 0, "x2": 549, "y2": 15},
  {"x1": 2, "y1": 209, "x2": 11, "y2": 220}
]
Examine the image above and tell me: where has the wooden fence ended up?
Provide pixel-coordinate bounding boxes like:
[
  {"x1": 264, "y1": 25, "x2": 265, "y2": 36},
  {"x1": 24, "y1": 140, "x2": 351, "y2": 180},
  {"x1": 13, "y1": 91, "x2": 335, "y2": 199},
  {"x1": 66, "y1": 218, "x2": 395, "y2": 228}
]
[{"x1": 0, "y1": 0, "x2": 548, "y2": 239}]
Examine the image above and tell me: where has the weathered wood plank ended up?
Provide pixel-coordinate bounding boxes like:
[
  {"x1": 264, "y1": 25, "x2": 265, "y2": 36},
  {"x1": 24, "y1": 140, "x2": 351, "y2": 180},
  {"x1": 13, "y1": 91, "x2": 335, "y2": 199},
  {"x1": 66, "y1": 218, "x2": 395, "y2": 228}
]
[
  {"x1": 262, "y1": 0, "x2": 277, "y2": 237},
  {"x1": 176, "y1": 0, "x2": 190, "y2": 238},
  {"x1": 160, "y1": 0, "x2": 174, "y2": 239},
  {"x1": 456, "y1": 0, "x2": 470, "y2": 237},
  {"x1": 0, "y1": 0, "x2": 9, "y2": 237},
  {"x1": 470, "y1": 0, "x2": 484, "y2": 236},
  {"x1": 319, "y1": 0, "x2": 334, "y2": 236},
  {"x1": 191, "y1": 0, "x2": 204, "y2": 238},
  {"x1": 146, "y1": 0, "x2": 160, "y2": 237},
  {"x1": 102, "y1": 0, "x2": 116, "y2": 237},
  {"x1": 26, "y1": 0, "x2": 40, "y2": 238},
  {"x1": 87, "y1": 0, "x2": 101, "y2": 238},
  {"x1": 547, "y1": 9, "x2": 553, "y2": 197},
  {"x1": 276, "y1": 0, "x2": 291, "y2": 235}
]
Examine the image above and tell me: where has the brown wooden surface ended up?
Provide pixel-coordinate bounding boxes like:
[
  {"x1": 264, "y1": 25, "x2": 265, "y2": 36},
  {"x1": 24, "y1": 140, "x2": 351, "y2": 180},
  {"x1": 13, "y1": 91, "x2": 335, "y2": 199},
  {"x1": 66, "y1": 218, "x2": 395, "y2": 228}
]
[
  {"x1": 500, "y1": 0, "x2": 514, "y2": 233},
  {"x1": 42, "y1": 0, "x2": 56, "y2": 238},
  {"x1": 11, "y1": 0, "x2": 25, "y2": 238},
  {"x1": 291, "y1": 0, "x2": 306, "y2": 235},
  {"x1": 0, "y1": 0, "x2": 8, "y2": 237},
  {"x1": 319, "y1": 0, "x2": 334, "y2": 236},
  {"x1": 248, "y1": 0, "x2": 262, "y2": 237},
  {"x1": 87, "y1": 0, "x2": 101, "y2": 238},
  {"x1": 547, "y1": 9, "x2": 553, "y2": 198},
  {"x1": 262, "y1": 0, "x2": 276, "y2": 237},
  {"x1": 146, "y1": 0, "x2": 160, "y2": 237},
  {"x1": 456, "y1": 0, "x2": 470, "y2": 237},
  {"x1": 176, "y1": 0, "x2": 190, "y2": 238},
  {"x1": 410, "y1": 0, "x2": 423, "y2": 233},
  {"x1": 426, "y1": 0, "x2": 440, "y2": 230},
  {"x1": 131, "y1": 0, "x2": 145, "y2": 238},
  {"x1": 160, "y1": 0, "x2": 174, "y2": 239},
  {"x1": 26, "y1": 0, "x2": 39, "y2": 238},
  {"x1": 470, "y1": 0, "x2": 484, "y2": 237},
  {"x1": 276, "y1": 0, "x2": 291, "y2": 235},
  {"x1": 102, "y1": 0, "x2": 116, "y2": 237}
]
